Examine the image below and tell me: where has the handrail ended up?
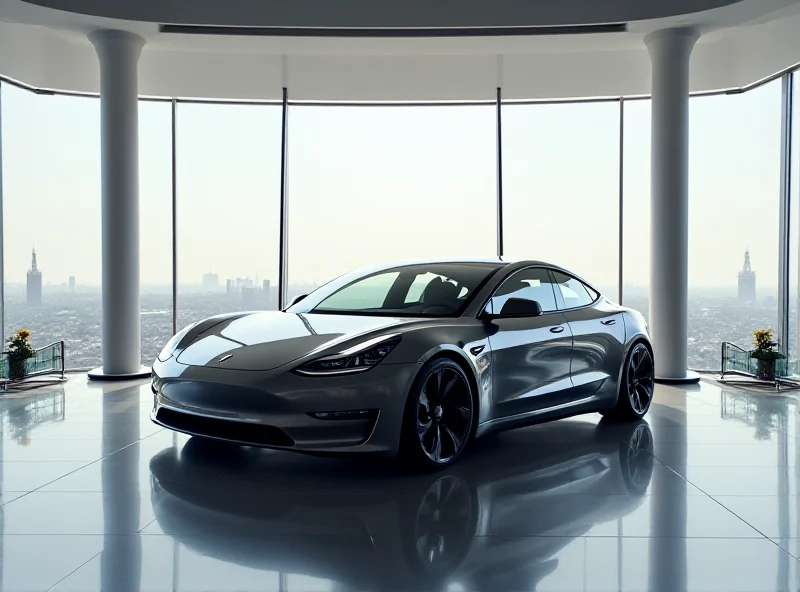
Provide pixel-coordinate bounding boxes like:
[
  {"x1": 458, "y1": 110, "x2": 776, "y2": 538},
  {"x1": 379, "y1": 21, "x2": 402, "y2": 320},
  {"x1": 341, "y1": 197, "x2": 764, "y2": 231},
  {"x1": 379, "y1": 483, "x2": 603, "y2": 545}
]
[
  {"x1": 721, "y1": 341, "x2": 789, "y2": 380},
  {"x1": 0, "y1": 341, "x2": 65, "y2": 381}
]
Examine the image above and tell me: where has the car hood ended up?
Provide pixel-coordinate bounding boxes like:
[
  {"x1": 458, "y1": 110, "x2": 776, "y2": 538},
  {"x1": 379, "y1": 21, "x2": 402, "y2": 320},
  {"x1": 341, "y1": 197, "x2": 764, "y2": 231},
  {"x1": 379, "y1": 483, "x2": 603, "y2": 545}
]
[{"x1": 176, "y1": 311, "x2": 412, "y2": 371}]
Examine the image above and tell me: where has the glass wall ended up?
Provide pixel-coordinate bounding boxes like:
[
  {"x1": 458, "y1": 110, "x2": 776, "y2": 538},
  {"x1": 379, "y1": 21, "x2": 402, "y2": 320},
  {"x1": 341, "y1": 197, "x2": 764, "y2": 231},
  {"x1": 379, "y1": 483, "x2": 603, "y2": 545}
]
[
  {"x1": 175, "y1": 102, "x2": 282, "y2": 330},
  {"x1": 286, "y1": 105, "x2": 497, "y2": 302},
  {"x1": 1, "y1": 84, "x2": 102, "y2": 369},
  {"x1": 789, "y1": 74, "x2": 800, "y2": 366},
  {"x1": 687, "y1": 81, "x2": 782, "y2": 370},
  {"x1": 1, "y1": 73, "x2": 798, "y2": 375},
  {"x1": 502, "y1": 101, "x2": 620, "y2": 295},
  {"x1": 621, "y1": 99, "x2": 651, "y2": 318},
  {"x1": 139, "y1": 100, "x2": 173, "y2": 365}
]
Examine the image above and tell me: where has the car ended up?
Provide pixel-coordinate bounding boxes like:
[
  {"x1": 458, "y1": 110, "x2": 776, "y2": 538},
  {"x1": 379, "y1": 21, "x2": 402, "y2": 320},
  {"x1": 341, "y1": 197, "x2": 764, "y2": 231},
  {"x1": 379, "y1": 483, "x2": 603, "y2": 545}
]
[{"x1": 150, "y1": 258, "x2": 654, "y2": 470}]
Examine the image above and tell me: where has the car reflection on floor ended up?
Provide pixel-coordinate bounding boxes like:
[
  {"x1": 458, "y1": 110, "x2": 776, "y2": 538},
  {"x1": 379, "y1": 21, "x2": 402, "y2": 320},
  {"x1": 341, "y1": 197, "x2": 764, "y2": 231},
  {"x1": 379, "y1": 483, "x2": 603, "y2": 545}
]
[{"x1": 149, "y1": 419, "x2": 654, "y2": 592}]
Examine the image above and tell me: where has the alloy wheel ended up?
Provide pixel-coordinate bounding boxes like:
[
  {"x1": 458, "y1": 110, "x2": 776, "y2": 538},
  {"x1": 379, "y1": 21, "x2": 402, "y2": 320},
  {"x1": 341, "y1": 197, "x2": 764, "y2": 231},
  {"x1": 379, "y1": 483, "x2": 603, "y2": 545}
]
[
  {"x1": 416, "y1": 366, "x2": 473, "y2": 464},
  {"x1": 627, "y1": 344, "x2": 655, "y2": 415}
]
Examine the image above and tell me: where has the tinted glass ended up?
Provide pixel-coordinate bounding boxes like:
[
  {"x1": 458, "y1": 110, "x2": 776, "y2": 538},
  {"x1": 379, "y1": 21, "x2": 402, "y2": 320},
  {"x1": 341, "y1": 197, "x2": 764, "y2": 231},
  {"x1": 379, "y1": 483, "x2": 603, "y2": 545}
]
[
  {"x1": 313, "y1": 263, "x2": 499, "y2": 316},
  {"x1": 491, "y1": 268, "x2": 558, "y2": 313},
  {"x1": 552, "y1": 271, "x2": 596, "y2": 309}
]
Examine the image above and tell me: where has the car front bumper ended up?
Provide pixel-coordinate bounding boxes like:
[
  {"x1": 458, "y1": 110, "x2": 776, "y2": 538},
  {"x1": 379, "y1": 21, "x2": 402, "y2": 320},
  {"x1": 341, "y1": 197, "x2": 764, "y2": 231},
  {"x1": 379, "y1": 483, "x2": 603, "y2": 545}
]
[{"x1": 150, "y1": 356, "x2": 421, "y2": 457}]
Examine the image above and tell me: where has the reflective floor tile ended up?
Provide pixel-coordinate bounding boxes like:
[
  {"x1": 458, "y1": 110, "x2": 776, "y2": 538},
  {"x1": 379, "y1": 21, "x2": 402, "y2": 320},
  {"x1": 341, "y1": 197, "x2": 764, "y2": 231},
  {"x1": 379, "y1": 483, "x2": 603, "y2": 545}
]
[
  {"x1": 0, "y1": 491, "x2": 157, "y2": 534},
  {"x1": 0, "y1": 535, "x2": 105, "y2": 592},
  {"x1": 0, "y1": 461, "x2": 89, "y2": 491}
]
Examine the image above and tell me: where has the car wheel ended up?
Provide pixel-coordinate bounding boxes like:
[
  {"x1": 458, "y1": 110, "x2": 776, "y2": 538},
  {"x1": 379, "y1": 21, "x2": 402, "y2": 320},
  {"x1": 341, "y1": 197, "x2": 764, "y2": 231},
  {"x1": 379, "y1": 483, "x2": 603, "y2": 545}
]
[
  {"x1": 400, "y1": 358, "x2": 475, "y2": 471},
  {"x1": 602, "y1": 342, "x2": 655, "y2": 421}
]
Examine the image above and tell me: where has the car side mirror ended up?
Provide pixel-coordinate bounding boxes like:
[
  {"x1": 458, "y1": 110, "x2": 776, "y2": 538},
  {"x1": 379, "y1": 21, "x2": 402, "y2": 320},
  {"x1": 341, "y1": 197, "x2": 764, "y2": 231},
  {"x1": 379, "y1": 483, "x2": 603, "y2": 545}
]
[
  {"x1": 497, "y1": 298, "x2": 543, "y2": 318},
  {"x1": 290, "y1": 294, "x2": 308, "y2": 307}
]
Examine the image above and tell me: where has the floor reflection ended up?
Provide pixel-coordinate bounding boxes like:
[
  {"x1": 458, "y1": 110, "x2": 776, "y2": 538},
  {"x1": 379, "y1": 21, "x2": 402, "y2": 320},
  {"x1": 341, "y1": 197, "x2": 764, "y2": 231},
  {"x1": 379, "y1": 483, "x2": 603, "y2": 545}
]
[
  {"x1": 3, "y1": 379, "x2": 800, "y2": 590},
  {"x1": 148, "y1": 420, "x2": 654, "y2": 591}
]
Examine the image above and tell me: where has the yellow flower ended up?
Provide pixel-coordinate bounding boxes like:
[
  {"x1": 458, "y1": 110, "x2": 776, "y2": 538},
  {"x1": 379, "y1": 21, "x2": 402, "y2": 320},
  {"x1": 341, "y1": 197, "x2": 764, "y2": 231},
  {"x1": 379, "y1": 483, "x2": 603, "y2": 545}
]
[{"x1": 16, "y1": 329, "x2": 30, "y2": 340}]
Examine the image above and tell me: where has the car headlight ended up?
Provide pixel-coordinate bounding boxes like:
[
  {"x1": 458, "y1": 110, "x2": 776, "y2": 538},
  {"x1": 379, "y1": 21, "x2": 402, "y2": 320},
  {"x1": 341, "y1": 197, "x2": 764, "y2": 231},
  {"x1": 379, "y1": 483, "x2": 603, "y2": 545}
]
[
  {"x1": 294, "y1": 334, "x2": 401, "y2": 376},
  {"x1": 157, "y1": 322, "x2": 198, "y2": 362}
]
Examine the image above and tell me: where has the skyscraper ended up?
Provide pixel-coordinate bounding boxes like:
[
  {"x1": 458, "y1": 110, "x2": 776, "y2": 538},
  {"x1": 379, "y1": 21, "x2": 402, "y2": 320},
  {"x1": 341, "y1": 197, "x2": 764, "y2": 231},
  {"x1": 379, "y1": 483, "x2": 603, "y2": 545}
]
[
  {"x1": 738, "y1": 249, "x2": 756, "y2": 302},
  {"x1": 202, "y1": 271, "x2": 219, "y2": 291},
  {"x1": 68, "y1": 276, "x2": 76, "y2": 292},
  {"x1": 26, "y1": 248, "x2": 42, "y2": 306}
]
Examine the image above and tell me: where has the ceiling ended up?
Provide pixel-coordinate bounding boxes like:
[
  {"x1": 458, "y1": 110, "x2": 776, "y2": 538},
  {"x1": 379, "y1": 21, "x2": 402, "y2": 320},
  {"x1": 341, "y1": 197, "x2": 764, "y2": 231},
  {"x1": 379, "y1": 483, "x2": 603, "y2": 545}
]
[
  {"x1": 0, "y1": 0, "x2": 798, "y2": 100},
  {"x1": 18, "y1": 0, "x2": 743, "y2": 29}
]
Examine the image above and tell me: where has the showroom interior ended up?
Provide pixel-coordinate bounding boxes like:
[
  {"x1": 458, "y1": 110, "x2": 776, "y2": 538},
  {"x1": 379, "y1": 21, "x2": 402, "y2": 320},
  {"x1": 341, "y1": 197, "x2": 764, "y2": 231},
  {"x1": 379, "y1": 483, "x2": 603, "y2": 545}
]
[{"x1": 2, "y1": 0, "x2": 800, "y2": 590}]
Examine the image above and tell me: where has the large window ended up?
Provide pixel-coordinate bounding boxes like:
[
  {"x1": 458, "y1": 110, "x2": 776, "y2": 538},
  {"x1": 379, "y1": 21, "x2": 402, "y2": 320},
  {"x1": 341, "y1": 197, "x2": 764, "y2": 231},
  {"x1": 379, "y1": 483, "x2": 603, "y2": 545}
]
[
  {"x1": 1, "y1": 85, "x2": 102, "y2": 369},
  {"x1": 687, "y1": 81, "x2": 782, "y2": 370},
  {"x1": 175, "y1": 103, "x2": 282, "y2": 329},
  {"x1": 286, "y1": 105, "x2": 497, "y2": 302},
  {"x1": 789, "y1": 73, "x2": 800, "y2": 366},
  {"x1": 502, "y1": 101, "x2": 620, "y2": 296},
  {"x1": 621, "y1": 99, "x2": 651, "y2": 320},
  {"x1": 139, "y1": 100, "x2": 173, "y2": 364}
]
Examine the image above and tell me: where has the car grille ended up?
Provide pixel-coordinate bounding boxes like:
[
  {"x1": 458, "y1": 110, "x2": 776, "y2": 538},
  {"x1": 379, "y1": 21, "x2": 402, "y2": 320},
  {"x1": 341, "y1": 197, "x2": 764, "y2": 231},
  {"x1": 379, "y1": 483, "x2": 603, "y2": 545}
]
[{"x1": 156, "y1": 407, "x2": 295, "y2": 448}]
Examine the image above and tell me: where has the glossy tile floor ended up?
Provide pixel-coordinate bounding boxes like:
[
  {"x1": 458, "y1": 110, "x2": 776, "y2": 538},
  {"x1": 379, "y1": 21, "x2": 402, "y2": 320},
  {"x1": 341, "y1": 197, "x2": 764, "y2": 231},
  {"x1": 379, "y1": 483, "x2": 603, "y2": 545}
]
[{"x1": 1, "y1": 378, "x2": 800, "y2": 590}]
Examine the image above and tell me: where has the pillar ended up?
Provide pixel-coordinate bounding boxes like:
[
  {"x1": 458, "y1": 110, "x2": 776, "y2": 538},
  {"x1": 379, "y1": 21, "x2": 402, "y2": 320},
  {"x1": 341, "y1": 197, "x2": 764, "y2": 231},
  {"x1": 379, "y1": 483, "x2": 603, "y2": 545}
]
[
  {"x1": 645, "y1": 28, "x2": 700, "y2": 383},
  {"x1": 88, "y1": 30, "x2": 150, "y2": 380}
]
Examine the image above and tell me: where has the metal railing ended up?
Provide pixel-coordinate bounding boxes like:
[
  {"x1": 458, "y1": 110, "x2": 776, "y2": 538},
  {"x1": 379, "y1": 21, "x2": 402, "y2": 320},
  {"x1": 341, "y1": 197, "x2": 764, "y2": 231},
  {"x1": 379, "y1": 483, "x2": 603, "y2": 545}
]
[
  {"x1": 720, "y1": 341, "x2": 789, "y2": 379},
  {"x1": 0, "y1": 341, "x2": 65, "y2": 381}
]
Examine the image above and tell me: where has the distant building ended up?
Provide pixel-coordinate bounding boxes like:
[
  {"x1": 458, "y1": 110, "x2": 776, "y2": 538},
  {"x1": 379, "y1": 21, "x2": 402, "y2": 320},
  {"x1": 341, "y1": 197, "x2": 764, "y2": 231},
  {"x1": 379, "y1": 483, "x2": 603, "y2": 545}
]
[
  {"x1": 738, "y1": 249, "x2": 756, "y2": 302},
  {"x1": 226, "y1": 279, "x2": 235, "y2": 295},
  {"x1": 26, "y1": 248, "x2": 42, "y2": 306},
  {"x1": 68, "y1": 276, "x2": 76, "y2": 293},
  {"x1": 241, "y1": 286, "x2": 256, "y2": 308},
  {"x1": 202, "y1": 272, "x2": 219, "y2": 291},
  {"x1": 262, "y1": 279, "x2": 270, "y2": 294}
]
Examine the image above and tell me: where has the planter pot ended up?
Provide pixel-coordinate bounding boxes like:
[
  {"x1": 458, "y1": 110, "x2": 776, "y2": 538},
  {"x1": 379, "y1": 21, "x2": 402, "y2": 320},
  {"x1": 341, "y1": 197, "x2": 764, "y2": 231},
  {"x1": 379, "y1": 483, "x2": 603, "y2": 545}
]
[
  {"x1": 9, "y1": 358, "x2": 26, "y2": 381},
  {"x1": 755, "y1": 358, "x2": 777, "y2": 381}
]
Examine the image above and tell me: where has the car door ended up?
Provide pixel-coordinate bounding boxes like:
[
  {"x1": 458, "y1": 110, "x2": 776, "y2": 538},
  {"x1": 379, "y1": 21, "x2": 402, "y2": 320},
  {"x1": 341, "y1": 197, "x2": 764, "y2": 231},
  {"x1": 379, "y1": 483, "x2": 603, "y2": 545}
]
[
  {"x1": 485, "y1": 267, "x2": 574, "y2": 420},
  {"x1": 550, "y1": 270, "x2": 626, "y2": 405}
]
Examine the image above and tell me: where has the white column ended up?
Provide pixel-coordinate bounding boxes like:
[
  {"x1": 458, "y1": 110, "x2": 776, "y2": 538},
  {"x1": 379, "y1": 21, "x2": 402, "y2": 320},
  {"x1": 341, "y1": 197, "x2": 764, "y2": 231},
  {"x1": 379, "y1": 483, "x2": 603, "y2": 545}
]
[
  {"x1": 645, "y1": 28, "x2": 699, "y2": 383},
  {"x1": 88, "y1": 30, "x2": 150, "y2": 379}
]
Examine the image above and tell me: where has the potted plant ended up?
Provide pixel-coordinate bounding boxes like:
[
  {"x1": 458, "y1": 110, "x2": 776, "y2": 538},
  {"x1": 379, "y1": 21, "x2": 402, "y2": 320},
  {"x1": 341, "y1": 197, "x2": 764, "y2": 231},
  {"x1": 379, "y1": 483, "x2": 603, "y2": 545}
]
[
  {"x1": 6, "y1": 329, "x2": 35, "y2": 381},
  {"x1": 749, "y1": 329, "x2": 786, "y2": 381}
]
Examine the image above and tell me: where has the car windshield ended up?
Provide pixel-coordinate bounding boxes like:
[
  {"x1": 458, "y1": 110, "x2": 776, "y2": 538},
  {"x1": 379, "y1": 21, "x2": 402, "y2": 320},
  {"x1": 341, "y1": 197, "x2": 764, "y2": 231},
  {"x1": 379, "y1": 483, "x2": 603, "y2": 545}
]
[{"x1": 311, "y1": 263, "x2": 502, "y2": 317}]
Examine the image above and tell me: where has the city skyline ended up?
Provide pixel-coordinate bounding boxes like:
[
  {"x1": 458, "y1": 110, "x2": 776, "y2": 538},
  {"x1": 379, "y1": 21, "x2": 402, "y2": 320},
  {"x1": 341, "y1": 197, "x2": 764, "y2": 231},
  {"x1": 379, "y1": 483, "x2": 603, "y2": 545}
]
[{"x1": 0, "y1": 80, "x2": 787, "y2": 290}]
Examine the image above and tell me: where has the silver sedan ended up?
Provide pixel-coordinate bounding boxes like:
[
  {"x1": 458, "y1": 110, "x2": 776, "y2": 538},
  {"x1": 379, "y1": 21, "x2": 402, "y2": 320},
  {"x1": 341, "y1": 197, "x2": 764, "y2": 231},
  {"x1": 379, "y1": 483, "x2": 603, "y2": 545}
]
[{"x1": 151, "y1": 258, "x2": 654, "y2": 470}]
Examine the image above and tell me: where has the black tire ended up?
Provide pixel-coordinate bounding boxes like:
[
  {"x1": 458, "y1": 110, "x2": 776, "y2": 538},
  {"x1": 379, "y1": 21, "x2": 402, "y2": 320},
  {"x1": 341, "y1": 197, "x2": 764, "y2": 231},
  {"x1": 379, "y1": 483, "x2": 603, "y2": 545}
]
[
  {"x1": 399, "y1": 358, "x2": 475, "y2": 471},
  {"x1": 602, "y1": 342, "x2": 655, "y2": 421}
]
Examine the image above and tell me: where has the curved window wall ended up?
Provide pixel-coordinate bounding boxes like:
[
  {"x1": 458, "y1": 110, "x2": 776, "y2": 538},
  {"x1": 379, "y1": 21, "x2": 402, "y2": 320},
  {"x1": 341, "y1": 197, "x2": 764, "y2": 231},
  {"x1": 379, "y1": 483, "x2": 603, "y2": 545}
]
[
  {"x1": 286, "y1": 104, "x2": 497, "y2": 299},
  {"x1": 0, "y1": 74, "x2": 797, "y2": 373},
  {"x1": 687, "y1": 81, "x2": 782, "y2": 370},
  {"x1": 1, "y1": 85, "x2": 102, "y2": 369},
  {"x1": 502, "y1": 101, "x2": 620, "y2": 294},
  {"x1": 175, "y1": 102, "x2": 282, "y2": 330}
]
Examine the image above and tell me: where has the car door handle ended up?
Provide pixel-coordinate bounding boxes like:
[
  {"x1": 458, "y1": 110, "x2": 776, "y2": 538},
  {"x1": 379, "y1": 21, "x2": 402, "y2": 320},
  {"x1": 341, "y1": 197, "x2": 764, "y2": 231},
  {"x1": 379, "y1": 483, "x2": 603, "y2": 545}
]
[
  {"x1": 601, "y1": 319, "x2": 616, "y2": 326},
  {"x1": 550, "y1": 326, "x2": 565, "y2": 333}
]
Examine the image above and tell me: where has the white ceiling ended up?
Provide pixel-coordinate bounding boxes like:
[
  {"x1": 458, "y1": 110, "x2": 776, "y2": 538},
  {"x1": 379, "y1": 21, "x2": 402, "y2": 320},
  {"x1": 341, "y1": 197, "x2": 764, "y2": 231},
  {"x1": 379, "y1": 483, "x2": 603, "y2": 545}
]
[{"x1": 0, "y1": 0, "x2": 798, "y2": 100}]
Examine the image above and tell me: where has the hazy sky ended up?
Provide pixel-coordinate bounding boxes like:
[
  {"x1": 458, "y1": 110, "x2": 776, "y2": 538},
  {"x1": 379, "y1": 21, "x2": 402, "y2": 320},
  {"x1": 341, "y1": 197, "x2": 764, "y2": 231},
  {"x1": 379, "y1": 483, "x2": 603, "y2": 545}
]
[{"x1": 0, "y1": 78, "x2": 787, "y2": 294}]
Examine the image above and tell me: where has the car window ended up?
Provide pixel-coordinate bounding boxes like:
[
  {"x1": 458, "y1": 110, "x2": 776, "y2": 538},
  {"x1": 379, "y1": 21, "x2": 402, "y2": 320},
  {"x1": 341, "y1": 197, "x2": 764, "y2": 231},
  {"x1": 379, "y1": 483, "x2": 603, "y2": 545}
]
[
  {"x1": 405, "y1": 273, "x2": 452, "y2": 303},
  {"x1": 309, "y1": 262, "x2": 501, "y2": 317},
  {"x1": 315, "y1": 271, "x2": 400, "y2": 311},
  {"x1": 490, "y1": 268, "x2": 558, "y2": 314},
  {"x1": 551, "y1": 271, "x2": 596, "y2": 309}
]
